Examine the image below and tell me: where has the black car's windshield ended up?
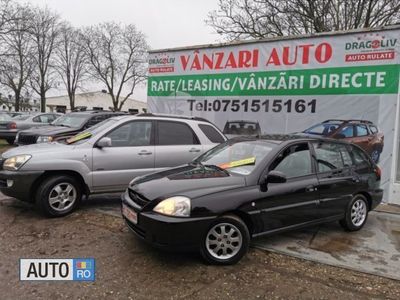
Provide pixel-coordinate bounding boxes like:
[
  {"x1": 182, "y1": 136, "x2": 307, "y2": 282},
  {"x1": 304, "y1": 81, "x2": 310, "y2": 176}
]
[
  {"x1": 52, "y1": 114, "x2": 89, "y2": 128},
  {"x1": 304, "y1": 123, "x2": 340, "y2": 136},
  {"x1": 196, "y1": 140, "x2": 275, "y2": 175},
  {"x1": 66, "y1": 119, "x2": 118, "y2": 144}
]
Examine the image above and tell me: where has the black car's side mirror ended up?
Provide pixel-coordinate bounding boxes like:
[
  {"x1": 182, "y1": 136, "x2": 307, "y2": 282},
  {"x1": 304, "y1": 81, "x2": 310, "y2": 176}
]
[{"x1": 265, "y1": 170, "x2": 287, "y2": 184}]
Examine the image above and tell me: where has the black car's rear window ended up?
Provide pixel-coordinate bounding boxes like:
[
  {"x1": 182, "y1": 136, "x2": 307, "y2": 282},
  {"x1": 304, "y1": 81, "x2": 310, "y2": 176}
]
[{"x1": 199, "y1": 124, "x2": 225, "y2": 143}]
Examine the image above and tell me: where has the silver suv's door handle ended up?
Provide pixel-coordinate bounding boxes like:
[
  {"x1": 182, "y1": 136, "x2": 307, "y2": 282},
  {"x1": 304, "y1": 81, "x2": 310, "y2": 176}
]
[
  {"x1": 138, "y1": 151, "x2": 152, "y2": 155},
  {"x1": 189, "y1": 148, "x2": 201, "y2": 153}
]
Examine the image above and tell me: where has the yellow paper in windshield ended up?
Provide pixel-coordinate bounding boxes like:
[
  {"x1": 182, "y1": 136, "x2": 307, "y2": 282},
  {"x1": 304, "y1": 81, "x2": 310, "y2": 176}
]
[
  {"x1": 218, "y1": 157, "x2": 256, "y2": 169},
  {"x1": 66, "y1": 132, "x2": 92, "y2": 144}
]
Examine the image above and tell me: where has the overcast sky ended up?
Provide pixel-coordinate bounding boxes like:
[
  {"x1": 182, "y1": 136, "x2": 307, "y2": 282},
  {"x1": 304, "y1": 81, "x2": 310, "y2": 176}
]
[{"x1": 18, "y1": 0, "x2": 221, "y2": 101}]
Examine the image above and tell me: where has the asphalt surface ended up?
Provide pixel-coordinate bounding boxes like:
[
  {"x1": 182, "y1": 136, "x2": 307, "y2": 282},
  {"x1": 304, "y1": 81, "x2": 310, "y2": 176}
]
[{"x1": 1, "y1": 195, "x2": 400, "y2": 300}]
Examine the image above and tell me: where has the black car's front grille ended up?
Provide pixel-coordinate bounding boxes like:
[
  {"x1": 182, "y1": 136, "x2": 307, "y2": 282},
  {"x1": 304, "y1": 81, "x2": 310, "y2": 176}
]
[
  {"x1": 18, "y1": 134, "x2": 38, "y2": 145},
  {"x1": 128, "y1": 189, "x2": 150, "y2": 208}
]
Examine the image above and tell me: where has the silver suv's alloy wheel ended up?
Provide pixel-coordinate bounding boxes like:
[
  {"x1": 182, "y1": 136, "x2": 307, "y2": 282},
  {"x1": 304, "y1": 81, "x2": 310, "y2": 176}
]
[
  {"x1": 351, "y1": 199, "x2": 367, "y2": 227},
  {"x1": 206, "y1": 223, "x2": 243, "y2": 260},
  {"x1": 48, "y1": 183, "x2": 77, "y2": 212}
]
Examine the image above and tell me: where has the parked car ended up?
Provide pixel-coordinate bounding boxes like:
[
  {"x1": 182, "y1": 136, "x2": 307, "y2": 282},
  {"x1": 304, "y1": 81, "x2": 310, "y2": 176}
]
[
  {"x1": 223, "y1": 120, "x2": 261, "y2": 138},
  {"x1": 302, "y1": 119, "x2": 384, "y2": 163},
  {"x1": 15, "y1": 110, "x2": 123, "y2": 145},
  {"x1": 121, "y1": 134, "x2": 382, "y2": 265},
  {"x1": 0, "y1": 112, "x2": 60, "y2": 144},
  {"x1": 0, "y1": 114, "x2": 226, "y2": 216}
]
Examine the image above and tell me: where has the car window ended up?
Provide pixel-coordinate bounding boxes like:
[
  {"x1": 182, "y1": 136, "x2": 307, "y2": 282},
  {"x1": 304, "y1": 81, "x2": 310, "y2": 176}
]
[
  {"x1": 312, "y1": 142, "x2": 345, "y2": 172},
  {"x1": 337, "y1": 125, "x2": 354, "y2": 138},
  {"x1": 12, "y1": 115, "x2": 30, "y2": 121},
  {"x1": 369, "y1": 125, "x2": 378, "y2": 134},
  {"x1": 0, "y1": 114, "x2": 12, "y2": 121},
  {"x1": 303, "y1": 123, "x2": 341, "y2": 136},
  {"x1": 350, "y1": 146, "x2": 371, "y2": 167},
  {"x1": 198, "y1": 140, "x2": 275, "y2": 175},
  {"x1": 271, "y1": 143, "x2": 312, "y2": 178},
  {"x1": 199, "y1": 124, "x2": 225, "y2": 143},
  {"x1": 339, "y1": 145, "x2": 353, "y2": 167},
  {"x1": 157, "y1": 121, "x2": 199, "y2": 145},
  {"x1": 356, "y1": 125, "x2": 368, "y2": 136},
  {"x1": 86, "y1": 115, "x2": 105, "y2": 128},
  {"x1": 106, "y1": 121, "x2": 152, "y2": 147},
  {"x1": 52, "y1": 114, "x2": 90, "y2": 128}
]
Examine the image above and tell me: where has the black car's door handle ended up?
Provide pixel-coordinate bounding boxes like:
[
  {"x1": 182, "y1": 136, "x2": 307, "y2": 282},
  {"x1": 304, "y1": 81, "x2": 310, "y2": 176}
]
[
  {"x1": 306, "y1": 185, "x2": 317, "y2": 192},
  {"x1": 352, "y1": 177, "x2": 360, "y2": 183},
  {"x1": 138, "y1": 151, "x2": 152, "y2": 155}
]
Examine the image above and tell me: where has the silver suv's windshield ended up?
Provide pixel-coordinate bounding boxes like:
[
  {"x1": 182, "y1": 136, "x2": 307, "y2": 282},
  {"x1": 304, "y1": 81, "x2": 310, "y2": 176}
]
[
  {"x1": 196, "y1": 140, "x2": 275, "y2": 175},
  {"x1": 66, "y1": 119, "x2": 118, "y2": 144},
  {"x1": 52, "y1": 114, "x2": 89, "y2": 128}
]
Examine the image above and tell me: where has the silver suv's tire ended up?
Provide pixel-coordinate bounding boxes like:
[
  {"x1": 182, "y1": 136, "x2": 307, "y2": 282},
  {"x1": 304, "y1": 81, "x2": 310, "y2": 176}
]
[
  {"x1": 200, "y1": 215, "x2": 250, "y2": 265},
  {"x1": 36, "y1": 175, "x2": 82, "y2": 217},
  {"x1": 339, "y1": 194, "x2": 369, "y2": 231}
]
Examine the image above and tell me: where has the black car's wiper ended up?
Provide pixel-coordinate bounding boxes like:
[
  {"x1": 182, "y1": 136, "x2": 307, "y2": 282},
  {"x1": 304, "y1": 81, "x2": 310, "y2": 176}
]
[{"x1": 203, "y1": 164, "x2": 230, "y2": 174}]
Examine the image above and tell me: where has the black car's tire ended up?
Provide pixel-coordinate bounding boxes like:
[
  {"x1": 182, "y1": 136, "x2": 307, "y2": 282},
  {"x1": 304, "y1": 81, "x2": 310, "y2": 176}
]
[
  {"x1": 200, "y1": 215, "x2": 250, "y2": 265},
  {"x1": 5, "y1": 138, "x2": 15, "y2": 145},
  {"x1": 370, "y1": 148, "x2": 381, "y2": 164},
  {"x1": 339, "y1": 194, "x2": 369, "y2": 232},
  {"x1": 35, "y1": 175, "x2": 82, "y2": 217}
]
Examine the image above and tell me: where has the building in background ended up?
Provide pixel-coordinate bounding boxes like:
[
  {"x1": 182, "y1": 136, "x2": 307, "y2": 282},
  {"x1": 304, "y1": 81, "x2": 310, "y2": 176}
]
[
  {"x1": 0, "y1": 92, "x2": 40, "y2": 112},
  {"x1": 46, "y1": 90, "x2": 147, "y2": 114}
]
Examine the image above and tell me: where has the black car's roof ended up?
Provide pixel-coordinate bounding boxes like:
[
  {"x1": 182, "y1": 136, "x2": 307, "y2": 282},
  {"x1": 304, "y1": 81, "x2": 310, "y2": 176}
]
[{"x1": 229, "y1": 134, "x2": 352, "y2": 145}]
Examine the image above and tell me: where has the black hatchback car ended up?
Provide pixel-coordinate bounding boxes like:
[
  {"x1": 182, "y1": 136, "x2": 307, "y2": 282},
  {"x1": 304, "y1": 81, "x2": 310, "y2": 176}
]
[
  {"x1": 121, "y1": 135, "x2": 382, "y2": 265},
  {"x1": 15, "y1": 110, "x2": 124, "y2": 145}
]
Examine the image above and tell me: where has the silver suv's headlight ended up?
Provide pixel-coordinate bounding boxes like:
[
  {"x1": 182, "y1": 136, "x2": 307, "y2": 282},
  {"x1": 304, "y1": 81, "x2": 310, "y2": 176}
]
[
  {"x1": 36, "y1": 136, "x2": 53, "y2": 143},
  {"x1": 3, "y1": 155, "x2": 32, "y2": 171},
  {"x1": 153, "y1": 196, "x2": 191, "y2": 217}
]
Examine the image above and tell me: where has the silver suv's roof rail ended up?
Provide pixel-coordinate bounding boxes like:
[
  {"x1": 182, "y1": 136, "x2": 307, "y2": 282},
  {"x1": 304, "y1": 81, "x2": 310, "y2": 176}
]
[{"x1": 136, "y1": 113, "x2": 211, "y2": 123}]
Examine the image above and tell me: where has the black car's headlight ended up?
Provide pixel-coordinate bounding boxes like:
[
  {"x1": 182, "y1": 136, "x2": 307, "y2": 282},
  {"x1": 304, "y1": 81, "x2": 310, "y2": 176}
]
[
  {"x1": 3, "y1": 155, "x2": 32, "y2": 171},
  {"x1": 153, "y1": 196, "x2": 191, "y2": 217}
]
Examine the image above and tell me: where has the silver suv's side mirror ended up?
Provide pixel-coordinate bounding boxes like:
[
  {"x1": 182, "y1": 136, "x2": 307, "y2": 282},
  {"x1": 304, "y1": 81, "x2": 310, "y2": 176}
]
[{"x1": 96, "y1": 137, "x2": 112, "y2": 148}]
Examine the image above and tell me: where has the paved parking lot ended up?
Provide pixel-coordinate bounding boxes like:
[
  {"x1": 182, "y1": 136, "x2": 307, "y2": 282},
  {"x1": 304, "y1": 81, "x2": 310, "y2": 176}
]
[{"x1": 1, "y1": 193, "x2": 400, "y2": 299}]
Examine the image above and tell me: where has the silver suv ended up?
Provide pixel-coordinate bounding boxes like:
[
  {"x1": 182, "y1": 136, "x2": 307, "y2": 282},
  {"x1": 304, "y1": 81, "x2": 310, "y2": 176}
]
[{"x1": 0, "y1": 114, "x2": 226, "y2": 217}]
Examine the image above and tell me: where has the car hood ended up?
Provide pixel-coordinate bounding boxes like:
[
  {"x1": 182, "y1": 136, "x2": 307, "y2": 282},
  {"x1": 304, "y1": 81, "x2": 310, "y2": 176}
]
[
  {"x1": 20, "y1": 125, "x2": 78, "y2": 136},
  {"x1": 1, "y1": 142, "x2": 74, "y2": 158},
  {"x1": 129, "y1": 164, "x2": 246, "y2": 201}
]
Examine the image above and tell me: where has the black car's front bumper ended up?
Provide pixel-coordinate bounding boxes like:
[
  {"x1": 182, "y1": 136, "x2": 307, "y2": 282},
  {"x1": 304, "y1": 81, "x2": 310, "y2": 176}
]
[
  {"x1": 121, "y1": 192, "x2": 216, "y2": 251},
  {"x1": 0, "y1": 170, "x2": 44, "y2": 202}
]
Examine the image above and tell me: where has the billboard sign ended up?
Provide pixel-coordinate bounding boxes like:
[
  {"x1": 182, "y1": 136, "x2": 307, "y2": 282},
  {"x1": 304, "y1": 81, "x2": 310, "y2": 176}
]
[{"x1": 147, "y1": 28, "x2": 400, "y2": 202}]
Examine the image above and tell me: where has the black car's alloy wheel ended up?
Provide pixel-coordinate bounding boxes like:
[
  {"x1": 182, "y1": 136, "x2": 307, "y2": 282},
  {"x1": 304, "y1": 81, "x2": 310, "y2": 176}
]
[
  {"x1": 340, "y1": 194, "x2": 368, "y2": 231},
  {"x1": 36, "y1": 175, "x2": 82, "y2": 217},
  {"x1": 200, "y1": 215, "x2": 250, "y2": 265}
]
